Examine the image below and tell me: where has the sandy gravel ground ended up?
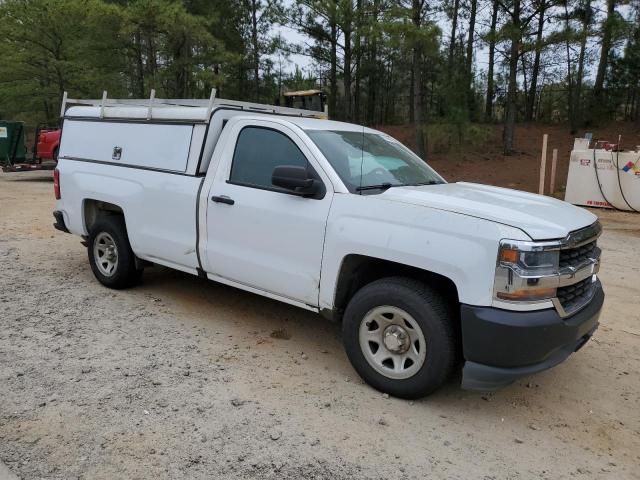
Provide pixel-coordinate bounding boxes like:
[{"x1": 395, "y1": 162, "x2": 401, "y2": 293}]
[{"x1": 1, "y1": 171, "x2": 639, "y2": 480}]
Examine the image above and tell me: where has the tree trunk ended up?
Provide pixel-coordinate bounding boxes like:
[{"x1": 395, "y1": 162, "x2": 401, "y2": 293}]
[
  {"x1": 413, "y1": 47, "x2": 425, "y2": 159},
  {"x1": 465, "y1": 0, "x2": 477, "y2": 115},
  {"x1": 632, "y1": 87, "x2": 638, "y2": 121},
  {"x1": 251, "y1": 0, "x2": 260, "y2": 102},
  {"x1": 573, "y1": 22, "x2": 588, "y2": 127},
  {"x1": 174, "y1": 35, "x2": 190, "y2": 98},
  {"x1": 329, "y1": 14, "x2": 338, "y2": 119},
  {"x1": 593, "y1": 0, "x2": 616, "y2": 99},
  {"x1": 566, "y1": 38, "x2": 574, "y2": 129},
  {"x1": 366, "y1": 36, "x2": 377, "y2": 124},
  {"x1": 564, "y1": 1, "x2": 575, "y2": 131},
  {"x1": 146, "y1": 30, "x2": 157, "y2": 90},
  {"x1": 413, "y1": 0, "x2": 425, "y2": 158},
  {"x1": 214, "y1": 64, "x2": 221, "y2": 98},
  {"x1": 344, "y1": 27, "x2": 352, "y2": 121},
  {"x1": 526, "y1": 1, "x2": 545, "y2": 121},
  {"x1": 409, "y1": 64, "x2": 415, "y2": 123},
  {"x1": 385, "y1": 60, "x2": 395, "y2": 123},
  {"x1": 503, "y1": 0, "x2": 520, "y2": 155},
  {"x1": 447, "y1": 0, "x2": 460, "y2": 74},
  {"x1": 134, "y1": 31, "x2": 145, "y2": 97},
  {"x1": 354, "y1": 0, "x2": 362, "y2": 123},
  {"x1": 485, "y1": 0, "x2": 499, "y2": 120},
  {"x1": 574, "y1": 1, "x2": 591, "y2": 127},
  {"x1": 40, "y1": 75, "x2": 52, "y2": 124},
  {"x1": 521, "y1": 54, "x2": 528, "y2": 113}
]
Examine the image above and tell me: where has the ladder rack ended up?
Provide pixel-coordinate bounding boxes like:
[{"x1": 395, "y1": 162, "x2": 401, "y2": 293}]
[{"x1": 60, "y1": 89, "x2": 327, "y2": 123}]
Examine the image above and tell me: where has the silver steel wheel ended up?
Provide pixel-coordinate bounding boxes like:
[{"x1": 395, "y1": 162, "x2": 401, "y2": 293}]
[
  {"x1": 93, "y1": 232, "x2": 119, "y2": 277},
  {"x1": 359, "y1": 306, "x2": 427, "y2": 380}
]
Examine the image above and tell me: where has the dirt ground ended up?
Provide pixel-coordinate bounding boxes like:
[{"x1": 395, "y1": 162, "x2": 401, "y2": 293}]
[{"x1": 1, "y1": 170, "x2": 639, "y2": 480}]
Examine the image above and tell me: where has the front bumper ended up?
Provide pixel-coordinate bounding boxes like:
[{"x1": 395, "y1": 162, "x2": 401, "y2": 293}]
[{"x1": 460, "y1": 280, "x2": 604, "y2": 391}]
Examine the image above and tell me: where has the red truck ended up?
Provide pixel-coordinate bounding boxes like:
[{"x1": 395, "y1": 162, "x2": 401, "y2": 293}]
[
  {"x1": 1, "y1": 125, "x2": 60, "y2": 172},
  {"x1": 36, "y1": 128, "x2": 61, "y2": 161}
]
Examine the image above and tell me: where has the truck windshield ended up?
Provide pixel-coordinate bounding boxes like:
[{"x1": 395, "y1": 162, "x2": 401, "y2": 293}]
[{"x1": 305, "y1": 130, "x2": 444, "y2": 193}]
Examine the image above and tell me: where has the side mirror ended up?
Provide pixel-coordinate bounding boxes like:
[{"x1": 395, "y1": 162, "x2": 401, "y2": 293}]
[{"x1": 272, "y1": 165, "x2": 319, "y2": 196}]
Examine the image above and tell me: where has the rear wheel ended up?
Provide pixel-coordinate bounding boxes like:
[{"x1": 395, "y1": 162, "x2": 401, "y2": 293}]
[
  {"x1": 88, "y1": 216, "x2": 142, "y2": 289},
  {"x1": 342, "y1": 277, "x2": 457, "y2": 399}
]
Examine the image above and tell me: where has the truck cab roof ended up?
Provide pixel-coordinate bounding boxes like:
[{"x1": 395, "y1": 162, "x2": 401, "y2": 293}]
[{"x1": 227, "y1": 114, "x2": 380, "y2": 134}]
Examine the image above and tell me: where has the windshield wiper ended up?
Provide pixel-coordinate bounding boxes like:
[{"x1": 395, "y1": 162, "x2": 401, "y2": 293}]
[
  {"x1": 355, "y1": 183, "x2": 394, "y2": 192},
  {"x1": 355, "y1": 180, "x2": 442, "y2": 192},
  {"x1": 405, "y1": 180, "x2": 442, "y2": 186}
]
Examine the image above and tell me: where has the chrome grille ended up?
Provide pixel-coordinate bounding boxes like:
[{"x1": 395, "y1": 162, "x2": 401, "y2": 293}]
[
  {"x1": 553, "y1": 223, "x2": 601, "y2": 317},
  {"x1": 556, "y1": 276, "x2": 596, "y2": 316},
  {"x1": 559, "y1": 240, "x2": 598, "y2": 269}
]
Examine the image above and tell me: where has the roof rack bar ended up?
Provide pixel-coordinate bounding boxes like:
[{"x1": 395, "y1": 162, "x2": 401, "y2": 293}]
[
  {"x1": 205, "y1": 88, "x2": 216, "y2": 122},
  {"x1": 60, "y1": 91, "x2": 68, "y2": 118},
  {"x1": 59, "y1": 91, "x2": 328, "y2": 121}
]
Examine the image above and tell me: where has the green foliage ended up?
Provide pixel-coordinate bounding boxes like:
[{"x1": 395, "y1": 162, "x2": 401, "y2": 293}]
[
  {"x1": 0, "y1": 0, "x2": 284, "y2": 126},
  {"x1": 285, "y1": 66, "x2": 318, "y2": 91},
  {"x1": 426, "y1": 120, "x2": 492, "y2": 154},
  {"x1": 607, "y1": 13, "x2": 640, "y2": 121},
  {"x1": 0, "y1": 0, "x2": 127, "y2": 125},
  {"x1": 0, "y1": 0, "x2": 638, "y2": 141},
  {"x1": 121, "y1": 0, "x2": 224, "y2": 98}
]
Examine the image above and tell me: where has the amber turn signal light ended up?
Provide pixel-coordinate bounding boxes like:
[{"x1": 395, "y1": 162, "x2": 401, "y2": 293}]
[
  {"x1": 499, "y1": 248, "x2": 519, "y2": 263},
  {"x1": 497, "y1": 288, "x2": 557, "y2": 301}
]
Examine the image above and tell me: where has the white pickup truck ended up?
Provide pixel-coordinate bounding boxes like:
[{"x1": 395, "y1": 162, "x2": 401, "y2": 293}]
[{"x1": 53, "y1": 93, "x2": 604, "y2": 398}]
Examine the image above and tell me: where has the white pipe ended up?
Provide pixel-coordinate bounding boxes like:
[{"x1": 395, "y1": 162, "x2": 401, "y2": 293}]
[
  {"x1": 147, "y1": 89, "x2": 156, "y2": 120},
  {"x1": 100, "y1": 90, "x2": 107, "y2": 118}
]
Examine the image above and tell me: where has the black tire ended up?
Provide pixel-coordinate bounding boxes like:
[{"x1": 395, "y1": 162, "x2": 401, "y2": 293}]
[
  {"x1": 342, "y1": 277, "x2": 457, "y2": 399},
  {"x1": 87, "y1": 215, "x2": 143, "y2": 289}
]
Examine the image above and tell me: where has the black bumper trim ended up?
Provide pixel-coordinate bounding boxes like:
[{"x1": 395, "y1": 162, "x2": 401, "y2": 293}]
[
  {"x1": 461, "y1": 281, "x2": 604, "y2": 391},
  {"x1": 53, "y1": 210, "x2": 70, "y2": 233}
]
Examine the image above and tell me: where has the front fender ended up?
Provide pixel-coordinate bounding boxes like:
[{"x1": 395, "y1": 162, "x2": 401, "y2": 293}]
[{"x1": 319, "y1": 194, "x2": 530, "y2": 310}]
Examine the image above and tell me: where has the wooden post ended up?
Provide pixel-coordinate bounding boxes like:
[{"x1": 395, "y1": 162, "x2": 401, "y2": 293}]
[
  {"x1": 538, "y1": 134, "x2": 548, "y2": 195},
  {"x1": 549, "y1": 148, "x2": 558, "y2": 196}
]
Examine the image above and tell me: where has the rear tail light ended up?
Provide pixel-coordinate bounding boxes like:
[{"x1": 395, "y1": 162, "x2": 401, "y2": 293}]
[{"x1": 54, "y1": 168, "x2": 61, "y2": 199}]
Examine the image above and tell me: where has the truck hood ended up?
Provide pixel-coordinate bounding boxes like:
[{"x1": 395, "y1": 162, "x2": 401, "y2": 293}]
[{"x1": 381, "y1": 182, "x2": 597, "y2": 240}]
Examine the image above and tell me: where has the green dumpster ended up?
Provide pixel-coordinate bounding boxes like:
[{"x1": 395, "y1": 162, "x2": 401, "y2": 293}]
[{"x1": 0, "y1": 120, "x2": 27, "y2": 165}]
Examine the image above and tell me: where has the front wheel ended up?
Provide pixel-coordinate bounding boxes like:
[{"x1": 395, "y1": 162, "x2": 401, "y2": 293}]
[
  {"x1": 342, "y1": 277, "x2": 457, "y2": 399},
  {"x1": 88, "y1": 216, "x2": 142, "y2": 289}
]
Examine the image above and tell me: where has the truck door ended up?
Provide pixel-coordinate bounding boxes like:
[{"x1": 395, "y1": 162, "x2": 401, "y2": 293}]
[{"x1": 202, "y1": 119, "x2": 333, "y2": 307}]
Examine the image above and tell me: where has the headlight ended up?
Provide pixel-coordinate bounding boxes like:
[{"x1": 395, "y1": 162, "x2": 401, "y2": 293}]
[{"x1": 494, "y1": 240, "x2": 560, "y2": 302}]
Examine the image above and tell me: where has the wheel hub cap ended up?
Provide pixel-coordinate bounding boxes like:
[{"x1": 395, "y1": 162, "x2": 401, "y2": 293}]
[
  {"x1": 383, "y1": 325, "x2": 410, "y2": 353},
  {"x1": 94, "y1": 232, "x2": 119, "y2": 277},
  {"x1": 105, "y1": 246, "x2": 117, "y2": 262},
  {"x1": 358, "y1": 305, "x2": 427, "y2": 380}
]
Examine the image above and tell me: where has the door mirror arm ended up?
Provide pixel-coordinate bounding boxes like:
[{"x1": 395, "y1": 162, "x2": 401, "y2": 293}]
[{"x1": 272, "y1": 165, "x2": 321, "y2": 197}]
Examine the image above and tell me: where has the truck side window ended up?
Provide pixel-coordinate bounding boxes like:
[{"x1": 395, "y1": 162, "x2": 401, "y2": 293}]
[{"x1": 229, "y1": 127, "x2": 309, "y2": 190}]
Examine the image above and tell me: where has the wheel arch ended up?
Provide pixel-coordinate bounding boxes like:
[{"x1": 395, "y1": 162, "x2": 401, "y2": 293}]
[
  {"x1": 83, "y1": 198, "x2": 125, "y2": 234},
  {"x1": 327, "y1": 254, "x2": 460, "y2": 322}
]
